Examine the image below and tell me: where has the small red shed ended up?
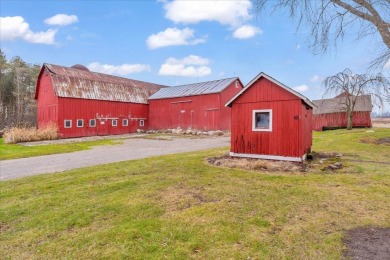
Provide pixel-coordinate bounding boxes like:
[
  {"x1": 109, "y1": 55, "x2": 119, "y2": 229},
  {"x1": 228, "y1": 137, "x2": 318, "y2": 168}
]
[
  {"x1": 148, "y1": 78, "x2": 243, "y2": 130},
  {"x1": 226, "y1": 72, "x2": 315, "y2": 162},
  {"x1": 312, "y1": 94, "x2": 372, "y2": 131},
  {"x1": 35, "y1": 63, "x2": 165, "y2": 138}
]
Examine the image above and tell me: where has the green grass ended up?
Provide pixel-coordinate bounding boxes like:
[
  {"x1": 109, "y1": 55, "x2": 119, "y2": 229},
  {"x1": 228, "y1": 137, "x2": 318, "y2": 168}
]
[
  {"x1": 0, "y1": 128, "x2": 389, "y2": 259},
  {"x1": 0, "y1": 138, "x2": 122, "y2": 160}
]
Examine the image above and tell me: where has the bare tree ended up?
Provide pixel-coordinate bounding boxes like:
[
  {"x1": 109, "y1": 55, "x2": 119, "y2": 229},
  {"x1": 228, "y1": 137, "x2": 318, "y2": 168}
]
[
  {"x1": 323, "y1": 68, "x2": 388, "y2": 129},
  {"x1": 254, "y1": 0, "x2": 390, "y2": 67}
]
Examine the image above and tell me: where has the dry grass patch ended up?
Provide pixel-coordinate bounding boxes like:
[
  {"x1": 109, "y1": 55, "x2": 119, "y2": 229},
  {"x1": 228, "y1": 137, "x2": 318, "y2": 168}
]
[
  {"x1": 208, "y1": 155, "x2": 305, "y2": 173},
  {"x1": 3, "y1": 123, "x2": 58, "y2": 144}
]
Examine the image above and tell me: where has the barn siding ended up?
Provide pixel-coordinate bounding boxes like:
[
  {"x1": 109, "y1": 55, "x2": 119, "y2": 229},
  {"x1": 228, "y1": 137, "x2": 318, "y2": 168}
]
[
  {"x1": 37, "y1": 69, "x2": 58, "y2": 128},
  {"x1": 312, "y1": 111, "x2": 372, "y2": 131},
  {"x1": 219, "y1": 81, "x2": 243, "y2": 129},
  {"x1": 58, "y1": 97, "x2": 148, "y2": 138}
]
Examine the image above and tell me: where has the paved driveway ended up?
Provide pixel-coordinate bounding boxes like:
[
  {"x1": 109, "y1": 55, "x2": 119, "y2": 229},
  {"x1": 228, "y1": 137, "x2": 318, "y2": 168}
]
[{"x1": 0, "y1": 136, "x2": 230, "y2": 181}]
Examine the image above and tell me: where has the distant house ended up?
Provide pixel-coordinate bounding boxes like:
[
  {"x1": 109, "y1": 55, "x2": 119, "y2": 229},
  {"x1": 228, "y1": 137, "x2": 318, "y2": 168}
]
[
  {"x1": 312, "y1": 94, "x2": 372, "y2": 131},
  {"x1": 226, "y1": 72, "x2": 314, "y2": 162},
  {"x1": 35, "y1": 64, "x2": 165, "y2": 138},
  {"x1": 148, "y1": 78, "x2": 244, "y2": 130}
]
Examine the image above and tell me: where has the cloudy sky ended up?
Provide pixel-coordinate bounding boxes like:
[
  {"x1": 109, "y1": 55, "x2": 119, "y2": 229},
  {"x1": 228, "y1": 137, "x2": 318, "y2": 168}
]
[{"x1": 1, "y1": 0, "x2": 388, "y2": 105}]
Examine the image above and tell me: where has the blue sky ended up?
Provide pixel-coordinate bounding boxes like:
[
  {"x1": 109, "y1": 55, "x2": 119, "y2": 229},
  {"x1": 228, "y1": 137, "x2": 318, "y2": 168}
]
[{"x1": 0, "y1": 0, "x2": 388, "y2": 108}]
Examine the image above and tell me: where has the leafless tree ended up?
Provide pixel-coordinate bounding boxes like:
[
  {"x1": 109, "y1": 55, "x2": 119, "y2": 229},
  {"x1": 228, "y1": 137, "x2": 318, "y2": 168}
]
[
  {"x1": 254, "y1": 0, "x2": 390, "y2": 68},
  {"x1": 323, "y1": 68, "x2": 389, "y2": 129}
]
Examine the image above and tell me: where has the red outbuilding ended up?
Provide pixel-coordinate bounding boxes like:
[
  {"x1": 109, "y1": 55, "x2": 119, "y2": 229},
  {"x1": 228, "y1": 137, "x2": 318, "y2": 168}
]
[
  {"x1": 226, "y1": 72, "x2": 315, "y2": 162},
  {"x1": 35, "y1": 64, "x2": 165, "y2": 138},
  {"x1": 312, "y1": 94, "x2": 372, "y2": 131},
  {"x1": 148, "y1": 78, "x2": 244, "y2": 130}
]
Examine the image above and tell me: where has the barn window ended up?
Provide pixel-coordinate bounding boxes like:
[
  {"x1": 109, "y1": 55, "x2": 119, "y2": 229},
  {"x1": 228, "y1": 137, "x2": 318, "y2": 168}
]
[
  {"x1": 77, "y1": 119, "x2": 84, "y2": 128},
  {"x1": 139, "y1": 120, "x2": 145, "y2": 127},
  {"x1": 112, "y1": 119, "x2": 118, "y2": 127},
  {"x1": 252, "y1": 109, "x2": 272, "y2": 132},
  {"x1": 89, "y1": 119, "x2": 96, "y2": 127},
  {"x1": 64, "y1": 120, "x2": 72, "y2": 128},
  {"x1": 122, "y1": 119, "x2": 128, "y2": 126}
]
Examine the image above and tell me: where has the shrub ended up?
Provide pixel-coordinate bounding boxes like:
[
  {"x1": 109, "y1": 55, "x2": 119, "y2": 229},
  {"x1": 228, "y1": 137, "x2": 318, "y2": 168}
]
[{"x1": 3, "y1": 123, "x2": 58, "y2": 144}]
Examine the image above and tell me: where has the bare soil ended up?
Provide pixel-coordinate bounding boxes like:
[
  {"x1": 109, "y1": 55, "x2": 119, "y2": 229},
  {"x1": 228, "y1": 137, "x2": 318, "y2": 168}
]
[{"x1": 343, "y1": 228, "x2": 390, "y2": 260}]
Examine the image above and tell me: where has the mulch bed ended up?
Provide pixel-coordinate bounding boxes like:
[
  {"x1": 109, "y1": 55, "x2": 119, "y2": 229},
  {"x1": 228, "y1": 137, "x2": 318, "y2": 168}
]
[{"x1": 343, "y1": 228, "x2": 390, "y2": 259}]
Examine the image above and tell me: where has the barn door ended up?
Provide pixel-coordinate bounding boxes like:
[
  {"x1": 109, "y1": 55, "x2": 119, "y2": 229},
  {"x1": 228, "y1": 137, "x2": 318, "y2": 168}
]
[
  {"x1": 205, "y1": 109, "x2": 219, "y2": 130},
  {"x1": 97, "y1": 119, "x2": 110, "y2": 136},
  {"x1": 171, "y1": 101, "x2": 192, "y2": 129}
]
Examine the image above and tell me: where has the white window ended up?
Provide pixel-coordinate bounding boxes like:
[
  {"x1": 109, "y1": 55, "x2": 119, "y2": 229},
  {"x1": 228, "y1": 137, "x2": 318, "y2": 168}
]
[
  {"x1": 89, "y1": 119, "x2": 96, "y2": 127},
  {"x1": 112, "y1": 119, "x2": 118, "y2": 127},
  {"x1": 64, "y1": 120, "x2": 72, "y2": 128},
  {"x1": 122, "y1": 119, "x2": 128, "y2": 126},
  {"x1": 139, "y1": 120, "x2": 144, "y2": 127},
  {"x1": 252, "y1": 109, "x2": 272, "y2": 132},
  {"x1": 77, "y1": 119, "x2": 84, "y2": 128}
]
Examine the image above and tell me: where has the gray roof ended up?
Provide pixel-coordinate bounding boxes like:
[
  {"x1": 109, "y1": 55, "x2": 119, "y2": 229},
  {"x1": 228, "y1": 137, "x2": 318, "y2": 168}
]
[
  {"x1": 149, "y1": 77, "x2": 239, "y2": 100},
  {"x1": 312, "y1": 95, "x2": 372, "y2": 115},
  {"x1": 36, "y1": 64, "x2": 166, "y2": 104}
]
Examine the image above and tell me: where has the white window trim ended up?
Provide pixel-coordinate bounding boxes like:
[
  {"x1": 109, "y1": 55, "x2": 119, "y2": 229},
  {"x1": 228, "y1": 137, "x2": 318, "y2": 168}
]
[
  {"x1": 64, "y1": 120, "x2": 72, "y2": 128},
  {"x1": 139, "y1": 120, "x2": 145, "y2": 127},
  {"x1": 252, "y1": 109, "x2": 272, "y2": 132},
  {"x1": 89, "y1": 119, "x2": 96, "y2": 127},
  {"x1": 77, "y1": 119, "x2": 84, "y2": 128},
  {"x1": 122, "y1": 119, "x2": 128, "y2": 126},
  {"x1": 112, "y1": 119, "x2": 118, "y2": 127}
]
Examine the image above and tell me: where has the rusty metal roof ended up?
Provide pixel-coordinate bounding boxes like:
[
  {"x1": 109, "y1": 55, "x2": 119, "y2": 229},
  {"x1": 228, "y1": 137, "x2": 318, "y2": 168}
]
[
  {"x1": 149, "y1": 77, "x2": 239, "y2": 100},
  {"x1": 42, "y1": 63, "x2": 166, "y2": 104},
  {"x1": 312, "y1": 95, "x2": 372, "y2": 115}
]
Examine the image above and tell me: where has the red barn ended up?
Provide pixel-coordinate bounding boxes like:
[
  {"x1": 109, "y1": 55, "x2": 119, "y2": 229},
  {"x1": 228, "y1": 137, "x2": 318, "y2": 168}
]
[
  {"x1": 148, "y1": 78, "x2": 243, "y2": 130},
  {"x1": 35, "y1": 64, "x2": 165, "y2": 138},
  {"x1": 226, "y1": 72, "x2": 315, "y2": 162},
  {"x1": 312, "y1": 94, "x2": 372, "y2": 131}
]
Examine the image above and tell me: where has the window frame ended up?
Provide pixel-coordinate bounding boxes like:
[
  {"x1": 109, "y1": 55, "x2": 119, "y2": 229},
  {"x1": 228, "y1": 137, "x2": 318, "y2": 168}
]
[
  {"x1": 76, "y1": 119, "x2": 84, "y2": 128},
  {"x1": 122, "y1": 119, "x2": 128, "y2": 126},
  {"x1": 89, "y1": 119, "x2": 96, "y2": 127},
  {"x1": 64, "y1": 120, "x2": 72, "y2": 128},
  {"x1": 252, "y1": 109, "x2": 272, "y2": 132},
  {"x1": 139, "y1": 120, "x2": 145, "y2": 127},
  {"x1": 112, "y1": 119, "x2": 118, "y2": 127}
]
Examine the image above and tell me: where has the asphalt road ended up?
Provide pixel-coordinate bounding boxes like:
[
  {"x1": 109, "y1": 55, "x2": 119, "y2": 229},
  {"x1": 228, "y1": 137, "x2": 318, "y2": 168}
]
[{"x1": 0, "y1": 136, "x2": 230, "y2": 181}]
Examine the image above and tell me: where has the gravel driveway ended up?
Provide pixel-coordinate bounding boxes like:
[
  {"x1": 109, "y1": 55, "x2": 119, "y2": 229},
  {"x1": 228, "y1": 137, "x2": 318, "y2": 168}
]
[{"x1": 0, "y1": 136, "x2": 230, "y2": 181}]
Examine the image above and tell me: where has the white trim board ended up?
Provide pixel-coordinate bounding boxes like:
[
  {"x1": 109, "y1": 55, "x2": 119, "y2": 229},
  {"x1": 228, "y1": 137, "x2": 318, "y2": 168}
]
[{"x1": 230, "y1": 152, "x2": 306, "y2": 162}]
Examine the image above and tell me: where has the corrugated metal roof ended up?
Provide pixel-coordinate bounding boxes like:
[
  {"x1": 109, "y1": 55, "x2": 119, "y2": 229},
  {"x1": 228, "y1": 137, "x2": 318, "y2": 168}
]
[
  {"x1": 313, "y1": 95, "x2": 372, "y2": 115},
  {"x1": 44, "y1": 63, "x2": 167, "y2": 104},
  {"x1": 149, "y1": 77, "x2": 239, "y2": 100}
]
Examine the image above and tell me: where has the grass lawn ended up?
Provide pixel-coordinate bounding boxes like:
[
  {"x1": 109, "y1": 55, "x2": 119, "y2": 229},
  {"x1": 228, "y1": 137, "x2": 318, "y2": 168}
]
[
  {"x1": 0, "y1": 128, "x2": 389, "y2": 258},
  {"x1": 0, "y1": 138, "x2": 122, "y2": 160}
]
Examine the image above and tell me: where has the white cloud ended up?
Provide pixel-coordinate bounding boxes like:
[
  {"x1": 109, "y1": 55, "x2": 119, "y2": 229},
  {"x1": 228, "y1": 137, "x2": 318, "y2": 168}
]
[
  {"x1": 309, "y1": 75, "x2": 321, "y2": 83},
  {"x1": 147, "y1": 27, "x2": 205, "y2": 49},
  {"x1": 296, "y1": 44, "x2": 301, "y2": 50},
  {"x1": 233, "y1": 25, "x2": 262, "y2": 39},
  {"x1": 158, "y1": 55, "x2": 211, "y2": 77},
  {"x1": 0, "y1": 16, "x2": 57, "y2": 44},
  {"x1": 87, "y1": 62, "x2": 151, "y2": 76},
  {"x1": 384, "y1": 60, "x2": 390, "y2": 70},
  {"x1": 293, "y1": 85, "x2": 309, "y2": 92},
  {"x1": 164, "y1": 0, "x2": 252, "y2": 27},
  {"x1": 44, "y1": 14, "x2": 79, "y2": 26}
]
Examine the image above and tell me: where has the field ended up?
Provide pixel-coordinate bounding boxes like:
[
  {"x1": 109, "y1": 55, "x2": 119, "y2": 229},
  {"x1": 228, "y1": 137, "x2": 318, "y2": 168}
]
[{"x1": 0, "y1": 128, "x2": 389, "y2": 259}]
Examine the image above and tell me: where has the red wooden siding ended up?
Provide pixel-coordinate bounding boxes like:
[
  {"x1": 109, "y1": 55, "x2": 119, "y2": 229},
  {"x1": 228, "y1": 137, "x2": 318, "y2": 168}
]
[
  {"x1": 148, "y1": 81, "x2": 242, "y2": 130},
  {"x1": 312, "y1": 111, "x2": 372, "y2": 130},
  {"x1": 57, "y1": 98, "x2": 148, "y2": 138},
  {"x1": 229, "y1": 75, "x2": 313, "y2": 161},
  {"x1": 37, "y1": 69, "x2": 58, "y2": 128}
]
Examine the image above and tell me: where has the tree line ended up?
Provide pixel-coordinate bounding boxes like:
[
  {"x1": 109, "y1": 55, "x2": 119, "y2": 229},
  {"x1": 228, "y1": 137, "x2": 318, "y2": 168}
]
[{"x1": 0, "y1": 49, "x2": 41, "y2": 129}]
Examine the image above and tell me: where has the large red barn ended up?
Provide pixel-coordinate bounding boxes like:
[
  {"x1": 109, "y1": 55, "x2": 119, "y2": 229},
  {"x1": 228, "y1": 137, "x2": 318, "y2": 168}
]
[
  {"x1": 148, "y1": 78, "x2": 244, "y2": 130},
  {"x1": 35, "y1": 64, "x2": 165, "y2": 138},
  {"x1": 312, "y1": 94, "x2": 372, "y2": 131},
  {"x1": 226, "y1": 72, "x2": 315, "y2": 162}
]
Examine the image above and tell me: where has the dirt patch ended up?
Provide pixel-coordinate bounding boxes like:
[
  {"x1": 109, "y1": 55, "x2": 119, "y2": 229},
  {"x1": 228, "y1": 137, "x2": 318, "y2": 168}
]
[
  {"x1": 207, "y1": 155, "x2": 308, "y2": 173},
  {"x1": 343, "y1": 227, "x2": 390, "y2": 260},
  {"x1": 361, "y1": 136, "x2": 390, "y2": 145},
  {"x1": 157, "y1": 185, "x2": 216, "y2": 215}
]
